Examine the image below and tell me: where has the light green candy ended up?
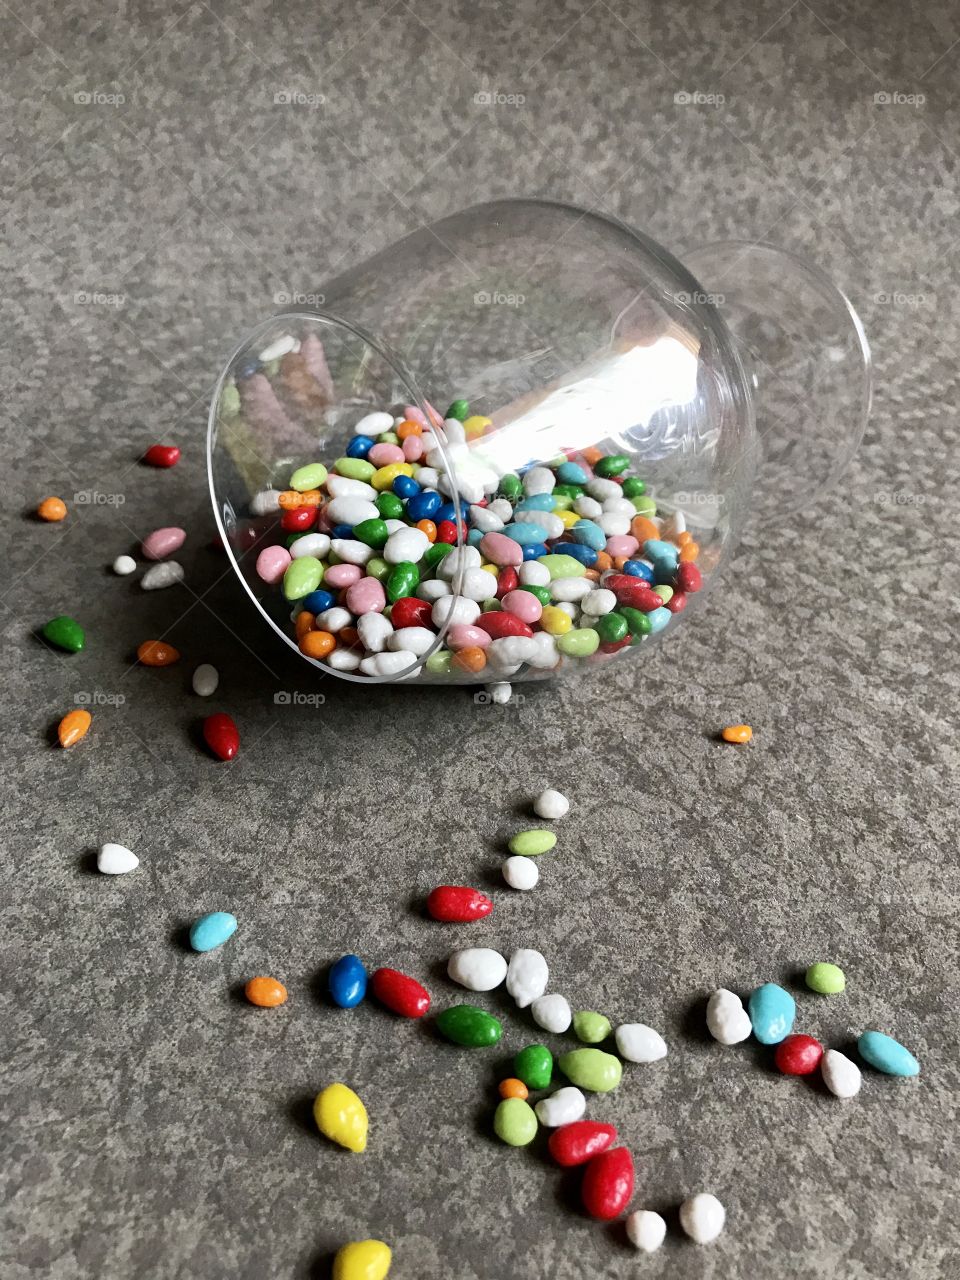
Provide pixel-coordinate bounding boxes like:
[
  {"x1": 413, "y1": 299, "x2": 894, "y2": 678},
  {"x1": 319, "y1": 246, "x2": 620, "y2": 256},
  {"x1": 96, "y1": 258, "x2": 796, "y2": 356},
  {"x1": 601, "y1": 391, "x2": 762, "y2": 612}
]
[
  {"x1": 805, "y1": 962, "x2": 846, "y2": 994},
  {"x1": 631, "y1": 495, "x2": 657, "y2": 516},
  {"x1": 263, "y1": 358, "x2": 281, "y2": 378},
  {"x1": 282, "y1": 556, "x2": 323, "y2": 601},
  {"x1": 551, "y1": 494, "x2": 573, "y2": 511},
  {"x1": 652, "y1": 585, "x2": 673, "y2": 604},
  {"x1": 556, "y1": 628, "x2": 600, "y2": 658},
  {"x1": 289, "y1": 462, "x2": 328, "y2": 491},
  {"x1": 335, "y1": 457, "x2": 375, "y2": 481},
  {"x1": 220, "y1": 383, "x2": 240, "y2": 417},
  {"x1": 508, "y1": 829, "x2": 557, "y2": 857},
  {"x1": 558, "y1": 1048, "x2": 622, "y2": 1092},
  {"x1": 537, "y1": 554, "x2": 588, "y2": 580},
  {"x1": 573, "y1": 1011, "x2": 611, "y2": 1044},
  {"x1": 493, "y1": 1097, "x2": 538, "y2": 1147},
  {"x1": 425, "y1": 650, "x2": 453, "y2": 675},
  {"x1": 377, "y1": 431, "x2": 400, "y2": 445},
  {"x1": 366, "y1": 557, "x2": 389, "y2": 581}
]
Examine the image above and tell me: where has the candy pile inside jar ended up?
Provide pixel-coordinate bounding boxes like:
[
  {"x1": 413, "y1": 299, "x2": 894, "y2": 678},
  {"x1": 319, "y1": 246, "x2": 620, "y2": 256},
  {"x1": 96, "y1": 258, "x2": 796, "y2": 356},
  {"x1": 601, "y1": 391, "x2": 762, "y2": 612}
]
[{"x1": 249, "y1": 399, "x2": 703, "y2": 681}]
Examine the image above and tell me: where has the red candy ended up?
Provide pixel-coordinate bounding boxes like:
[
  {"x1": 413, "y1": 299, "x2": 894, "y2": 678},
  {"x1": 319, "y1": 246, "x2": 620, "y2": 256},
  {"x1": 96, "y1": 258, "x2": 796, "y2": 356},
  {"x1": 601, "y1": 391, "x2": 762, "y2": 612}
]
[
  {"x1": 614, "y1": 584, "x2": 662, "y2": 612},
  {"x1": 496, "y1": 567, "x2": 519, "y2": 598},
  {"x1": 774, "y1": 1033, "x2": 824, "y2": 1076},
  {"x1": 390, "y1": 596, "x2": 433, "y2": 629},
  {"x1": 548, "y1": 1120, "x2": 617, "y2": 1168},
  {"x1": 371, "y1": 967, "x2": 430, "y2": 1018},
  {"x1": 281, "y1": 506, "x2": 316, "y2": 532},
  {"x1": 436, "y1": 519, "x2": 461, "y2": 544},
  {"x1": 143, "y1": 443, "x2": 180, "y2": 468},
  {"x1": 475, "y1": 612, "x2": 534, "y2": 640},
  {"x1": 202, "y1": 712, "x2": 239, "y2": 761},
  {"x1": 426, "y1": 885, "x2": 493, "y2": 923},
  {"x1": 600, "y1": 637, "x2": 632, "y2": 655},
  {"x1": 665, "y1": 591, "x2": 687, "y2": 614},
  {"x1": 676, "y1": 562, "x2": 702, "y2": 593},
  {"x1": 582, "y1": 1146, "x2": 635, "y2": 1221}
]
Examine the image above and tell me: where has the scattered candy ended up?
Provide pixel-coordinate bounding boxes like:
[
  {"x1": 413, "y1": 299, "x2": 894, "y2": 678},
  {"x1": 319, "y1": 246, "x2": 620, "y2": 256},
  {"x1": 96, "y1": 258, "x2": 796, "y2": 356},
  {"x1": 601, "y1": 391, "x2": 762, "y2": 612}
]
[
  {"x1": 805, "y1": 962, "x2": 846, "y2": 995},
  {"x1": 626, "y1": 1210, "x2": 667, "y2": 1253},
  {"x1": 202, "y1": 712, "x2": 239, "y2": 761},
  {"x1": 507, "y1": 829, "x2": 557, "y2": 857},
  {"x1": 821, "y1": 1049, "x2": 862, "y2": 1098},
  {"x1": 548, "y1": 1120, "x2": 617, "y2": 1167},
  {"x1": 314, "y1": 1082, "x2": 368, "y2": 1152},
  {"x1": 436, "y1": 1004, "x2": 503, "y2": 1047},
  {"x1": 498, "y1": 1078, "x2": 528, "y2": 1100},
  {"x1": 137, "y1": 639, "x2": 180, "y2": 667},
  {"x1": 534, "y1": 1086, "x2": 585, "y2": 1127},
  {"x1": 332, "y1": 1239, "x2": 391, "y2": 1280},
  {"x1": 721, "y1": 723, "x2": 752, "y2": 744},
  {"x1": 573, "y1": 1011, "x2": 611, "y2": 1044},
  {"x1": 142, "y1": 444, "x2": 180, "y2": 468},
  {"x1": 706, "y1": 989, "x2": 752, "y2": 1045},
  {"x1": 42, "y1": 615, "x2": 85, "y2": 653},
  {"x1": 493, "y1": 1096, "x2": 538, "y2": 1146},
  {"x1": 774, "y1": 1033, "x2": 824, "y2": 1075},
  {"x1": 858, "y1": 1030, "x2": 920, "y2": 1077},
  {"x1": 748, "y1": 982, "x2": 796, "y2": 1044},
  {"x1": 141, "y1": 561, "x2": 184, "y2": 590},
  {"x1": 582, "y1": 1146, "x2": 635, "y2": 1220},
  {"x1": 447, "y1": 948, "x2": 507, "y2": 992},
  {"x1": 37, "y1": 496, "x2": 67, "y2": 522},
  {"x1": 615, "y1": 1023, "x2": 668, "y2": 1063},
  {"x1": 192, "y1": 663, "x2": 219, "y2": 697},
  {"x1": 329, "y1": 954, "x2": 368, "y2": 1009},
  {"x1": 244, "y1": 976, "x2": 288, "y2": 1008},
  {"x1": 371, "y1": 967, "x2": 430, "y2": 1018},
  {"x1": 57, "y1": 708, "x2": 91, "y2": 748},
  {"x1": 502, "y1": 855, "x2": 539, "y2": 890},
  {"x1": 112, "y1": 554, "x2": 136, "y2": 575},
  {"x1": 531, "y1": 993, "x2": 572, "y2": 1034},
  {"x1": 514, "y1": 1044, "x2": 553, "y2": 1089},
  {"x1": 505, "y1": 949, "x2": 548, "y2": 1007},
  {"x1": 679, "y1": 1192, "x2": 726, "y2": 1244},
  {"x1": 426, "y1": 885, "x2": 493, "y2": 922},
  {"x1": 97, "y1": 842, "x2": 138, "y2": 874},
  {"x1": 558, "y1": 1048, "x2": 622, "y2": 1093},
  {"x1": 189, "y1": 911, "x2": 238, "y2": 952},
  {"x1": 141, "y1": 527, "x2": 186, "y2": 560},
  {"x1": 533, "y1": 788, "x2": 569, "y2": 820}
]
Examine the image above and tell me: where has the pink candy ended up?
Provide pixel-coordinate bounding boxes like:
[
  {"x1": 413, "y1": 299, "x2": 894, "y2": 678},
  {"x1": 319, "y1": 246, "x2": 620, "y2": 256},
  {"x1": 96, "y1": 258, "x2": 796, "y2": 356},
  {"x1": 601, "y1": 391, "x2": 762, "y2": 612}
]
[
  {"x1": 255, "y1": 544, "x2": 292, "y2": 584},
  {"x1": 480, "y1": 531, "x2": 524, "y2": 566},
  {"x1": 325, "y1": 563, "x2": 362, "y2": 588},
  {"x1": 447, "y1": 624, "x2": 492, "y2": 650},
  {"x1": 141, "y1": 526, "x2": 186, "y2": 560},
  {"x1": 502, "y1": 589, "x2": 542, "y2": 623},
  {"x1": 605, "y1": 534, "x2": 639, "y2": 558},
  {"x1": 368, "y1": 443, "x2": 405, "y2": 466},
  {"x1": 403, "y1": 404, "x2": 428, "y2": 426},
  {"x1": 402, "y1": 435, "x2": 424, "y2": 462},
  {"x1": 346, "y1": 576, "x2": 386, "y2": 615}
]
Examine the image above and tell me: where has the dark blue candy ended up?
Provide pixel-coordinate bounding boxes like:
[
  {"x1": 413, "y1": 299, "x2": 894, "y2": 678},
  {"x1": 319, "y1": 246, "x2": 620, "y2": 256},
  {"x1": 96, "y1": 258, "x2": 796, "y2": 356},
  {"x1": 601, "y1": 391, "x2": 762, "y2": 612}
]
[
  {"x1": 346, "y1": 435, "x2": 374, "y2": 458},
  {"x1": 522, "y1": 542, "x2": 549, "y2": 560},
  {"x1": 393, "y1": 474, "x2": 420, "y2": 499},
  {"x1": 561, "y1": 542, "x2": 597, "y2": 566},
  {"x1": 622, "y1": 559, "x2": 654, "y2": 583},
  {"x1": 435, "y1": 501, "x2": 460, "y2": 525},
  {"x1": 303, "y1": 588, "x2": 335, "y2": 614},
  {"x1": 407, "y1": 490, "x2": 442, "y2": 522},
  {"x1": 237, "y1": 359, "x2": 259, "y2": 380},
  {"x1": 331, "y1": 523, "x2": 354, "y2": 540},
  {"x1": 329, "y1": 953, "x2": 368, "y2": 1009}
]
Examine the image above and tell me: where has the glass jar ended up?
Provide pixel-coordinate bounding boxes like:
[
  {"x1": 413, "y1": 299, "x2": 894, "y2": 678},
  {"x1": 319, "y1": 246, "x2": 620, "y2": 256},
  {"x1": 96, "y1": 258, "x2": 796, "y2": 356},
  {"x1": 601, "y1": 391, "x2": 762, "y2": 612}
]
[{"x1": 207, "y1": 199, "x2": 870, "y2": 685}]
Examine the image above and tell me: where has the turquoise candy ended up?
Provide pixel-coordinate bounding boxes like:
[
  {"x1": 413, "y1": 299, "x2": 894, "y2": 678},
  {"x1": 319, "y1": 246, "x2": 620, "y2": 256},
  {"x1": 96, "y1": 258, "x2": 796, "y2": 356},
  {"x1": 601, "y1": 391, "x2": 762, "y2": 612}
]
[
  {"x1": 748, "y1": 983, "x2": 796, "y2": 1044},
  {"x1": 555, "y1": 461, "x2": 588, "y2": 486},
  {"x1": 643, "y1": 539, "x2": 680, "y2": 573},
  {"x1": 504, "y1": 522, "x2": 549, "y2": 545},
  {"x1": 858, "y1": 1031, "x2": 920, "y2": 1077},
  {"x1": 570, "y1": 520, "x2": 606, "y2": 552},
  {"x1": 42, "y1": 615, "x2": 85, "y2": 653},
  {"x1": 515, "y1": 494, "x2": 555, "y2": 512},
  {"x1": 189, "y1": 911, "x2": 238, "y2": 952}
]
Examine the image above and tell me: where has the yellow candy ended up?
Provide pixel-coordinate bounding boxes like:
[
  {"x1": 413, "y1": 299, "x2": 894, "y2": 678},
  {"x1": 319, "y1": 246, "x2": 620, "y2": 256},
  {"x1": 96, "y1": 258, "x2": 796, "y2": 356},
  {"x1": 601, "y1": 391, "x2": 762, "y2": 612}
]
[
  {"x1": 463, "y1": 414, "x2": 491, "y2": 439},
  {"x1": 480, "y1": 562, "x2": 498, "y2": 576},
  {"x1": 556, "y1": 509, "x2": 580, "y2": 529},
  {"x1": 540, "y1": 606, "x2": 572, "y2": 635},
  {"x1": 371, "y1": 463, "x2": 413, "y2": 491},
  {"x1": 314, "y1": 1083, "x2": 368, "y2": 1152},
  {"x1": 333, "y1": 1240, "x2": 392, "y2": 1280}
]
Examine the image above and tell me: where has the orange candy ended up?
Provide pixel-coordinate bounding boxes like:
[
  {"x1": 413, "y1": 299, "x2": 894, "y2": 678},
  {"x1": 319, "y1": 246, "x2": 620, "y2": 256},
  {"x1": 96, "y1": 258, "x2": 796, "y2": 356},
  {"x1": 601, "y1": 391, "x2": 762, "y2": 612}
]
[
  {"x1": 416, "y1": 519, "x2": 437, "y2": 542},
  {"x1": 594, "y1": 551, "x2": 612, "y2": 572},
  {"x1": 396, "y1": 419, "x2": 422, "y2": 440},
  {"x1": 676, "y1": 531, "x2": 693, "y2": 547},
  {"x1": 631, "y1": 515, "x2": 660, "y2": 544},
  {"x1": 300, "y1": 630, "x2": 336, "y2": 659},
  {"x1": 37, "y1": 496, "x2": 67, "y2": 522},
  {"x1": 295, "y1": 611, "x2": 316, "y2": 641},
  {"x1": 581, "y1": 446, "x2": 604, "y2": 466},
  {"x1": 244, "y1": 976, "x2": 288, "y2": 1008},
  {"x1": 278, "y1": 490, "x2": 304, "y2": 510},
  {"x1": 498, "y1": 1078, "x2": 529, "y2": 1101},
  {"x1": 137, "y1": 640, "x2": 180, "y2": 667},
  {"x1": 613, "y1": 556, "x2": 628, "y2": 571},
  {"x1": 721, "y1": 723, "x2": 753, "y2": 744},
  {"x1": 584, "y1": 569, "x2": 601, "y2": 582},
  {"x1": 58, "y1": 708, "x2": 92, "y2": 748},
  {"x1": 679, "y1": 540, "x2": 700, "y2": 562},
  {"x1": 296, "y1": 489, "x2": 322, "y2": 507},
  {"x1": 452, "y1": 646, "x2": 486, "y2": 673}
]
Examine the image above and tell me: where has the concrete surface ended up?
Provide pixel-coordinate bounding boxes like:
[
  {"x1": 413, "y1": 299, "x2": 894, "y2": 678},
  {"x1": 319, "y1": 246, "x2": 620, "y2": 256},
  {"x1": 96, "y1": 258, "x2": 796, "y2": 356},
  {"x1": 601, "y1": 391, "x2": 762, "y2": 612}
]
[{"x1": 3, "y1": 1, "x2": 959, "y2": 1277}]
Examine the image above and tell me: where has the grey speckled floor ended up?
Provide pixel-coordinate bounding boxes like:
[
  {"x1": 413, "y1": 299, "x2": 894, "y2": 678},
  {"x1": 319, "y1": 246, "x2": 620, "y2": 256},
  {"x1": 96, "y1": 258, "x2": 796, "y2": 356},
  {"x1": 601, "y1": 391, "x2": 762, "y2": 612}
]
[{"x1": 3, "y1": 2, "x2": 960, "y2": 1278}]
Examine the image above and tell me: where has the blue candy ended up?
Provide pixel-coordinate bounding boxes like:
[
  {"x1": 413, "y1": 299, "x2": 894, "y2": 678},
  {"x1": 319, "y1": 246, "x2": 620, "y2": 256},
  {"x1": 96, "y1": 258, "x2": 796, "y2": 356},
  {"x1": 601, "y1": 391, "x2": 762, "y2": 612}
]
[
  {"x1": 858, "y1": 1031, "x2": 920, "y2": 1077},
  {"x1": 393, "y1": 474, "x2": 420, "y2": 499},
  {"x1": 571, "y1": 519, "x2": 606, "y2": 551},
  {"x1": 748, "y1": 983, "x2": 796, "y2": 1044},
  {"x1": 504, "y1": 522, "x2": 549, "y2": 545},
  {"x1": 346, "y1": 435, "x2": 374, "y2": 459},
  {"x1": 329, "y1": 953, "x2": 368, "y2": 1009},
  {"x1": 302, "y1": 588, "x2": 335, "y2": 614},
  {"x1": 556, "y1": 461, "x2": 588, "y2": 485},
  {"x1": 331, "y1": 523, "x2": 354, "y2": 540},
  {"x1": 237, "y1": 360, "x2": 259, "y2": 380},
  {"x1": 644, "y1": 538, "x2": 680, "y2": 569},
  {"x1": 189, "y1": 911, "x2": 238, "y2": 953},
  {"x1": 622, "y1": 559, "x2": 655, "y2": 583},
  {"x1": 407, "y1": 490, "x2": 442, "y2": 522},
  {"x1": 514, "y1": 494, "x2": 555, "y2": 512},
  {"x1": 561, "y1": 542, "x2": 597, "y2": 566},
  {"x1": 646, "y1": 606, "x2": 672, "y2": 634},
  {"x1": 435, "y1": 501, "x2": 460, "y2": 525},
  {"x1": 522, "y1": 542, "x2": 548, "y2": 560}
]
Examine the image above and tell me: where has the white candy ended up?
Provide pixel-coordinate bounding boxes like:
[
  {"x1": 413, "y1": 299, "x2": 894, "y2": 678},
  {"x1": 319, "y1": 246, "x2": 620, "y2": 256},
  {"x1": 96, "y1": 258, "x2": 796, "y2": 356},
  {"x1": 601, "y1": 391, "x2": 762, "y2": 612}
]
[
  {"x1": 141, "y1": 561, "x2": 183, "y2": 590},
  {"x1": 531, "y1": 993, "x2": 571, "y2": 1034},
  {"x1": 598, "y1": 511, "x2": 631, "y2": 536},
  {"x1": 460, "y1": 568, "x2": 499, "y2": 602},
  {"x1": 354, "y1": 410, "x2": 393, "y2": 436},
  {"x1": 706, "y1": 989, "x2": 752, "y2": 1045},
  {"x1": 443, "y1": 418, "x2": 466, "y2": 443},
  {"x1": 502, "y1": 855, "x2": 539, "y2": 890},
  {"x1": 359, "y1": 650, "x2": 418, "y2": 677},
  {"x1": 535, "y1": 1086, "x2": 585, "y2": 1127},
  {"x1": 581, "y1": 588, "x2": 616, "y2": 616},
  {"x1": 616, "y1": 1024, "x2": 668, "y2": 1063},
  {"x1": 527, "y1": 632, "x2": 560, "y2": 669},
  {"x1": 487, "y1": 636, "x2": 538, "y2": 670},
  {"x1": 250, "y1": 488, "x2": 282, "y2": 516},
  {"x1": 290, "y1": 533, "x2": 331, "y2": 560},
  {"x1": 518, "y1": 560, "x2": 550, "y2": 587},
  {"x1": 469, "y1": 504, "x2": 503, "y2": 533},
  {"x1": 625, "y1": 1210, "x2": 667, "y2": 1254},
  {"x1": 431, "y1": 595, "x2": 481, "y2": 629},
  {"x1": 384, "y1": 527, "x2": 430, "y2": 565},
  {"x1": 506, "y1": 949, "x2": 548, "y2": 1008},
  {"x1": 258, "y1": 334, "x2": 298, "y2": 361},
  {"x1": 97, "y1": 842, "x2": 138, "y2": 875},
  {"x1": 821, "y1": 1049, "x2": 862, "y2": 1099},
  {"x1": 112, "y1": 554, "x2": 136, "y2": 576},
  {"x1": 533, "y1": 788, "x2": 569, "y2": 820},
  {"x1": 192, "y1": 663, "x2": 218, "y2": 697},
  {"x1": 447, "y1": 948, "x2": 508, "y2": 992},
  {"x1": 326, "y1": 475, "x2": 377, "y2": 500},
  {"x1": 388, "y1": 626, "x2": 436, "y2": 657},
  {"x1": 601, "y1": 496, "x2": 636, "y2": 516},
  {"x1": 438, "y1": 545, "x2": 481, "y2": 581},
  {"x1": 513, "y1": 510, "x2": 564, "y2": 540},
  {"x1": 327, "y1": 648, "x2": 361, "y2": 671},
  {"x1": 555, "y1": 601, "x2": 577, "y2": 618},
  {"x1": 586, "y1": 477, "x2": 621, "y2": 500},
  {"x1": 549, "y1": 578, "x2": 593, "y2": 602},
  {"x1": 487, "y1": 498, "x2": 514, "y2": 522},
  {"x1": 523, "y1": 466, "x2": 555, "y2": 494},
  {"x1": 327, "y1": 496, "x2": 379, "y2": 526},
  {"x1": 574, "y1": 495, "x2": 603, "y2": 519},
  {"x1": 384, "y1": 519, "x2": 406, "y2": 534},
  {"x1": 416, "y1": 579, "x2": 450, "y2": 602},
  {"x1": 679, "y1": 1193, "x2": 725, "y2": 1244},
  {"x1": 358, "y1": 613, "x2": 393, "y2": 653},
  {"x1": 416, "y1": 467, "x2": 440, "y2": 489},
  {"x1": 316, "y1": 607, "x2": 352, "y2": 633},
  {"x1": 330, "y1": 538, "x2": 373, "y2": 566},
  {"x1": 488, "y1": 682, "x2": 512, "y2": 705}
]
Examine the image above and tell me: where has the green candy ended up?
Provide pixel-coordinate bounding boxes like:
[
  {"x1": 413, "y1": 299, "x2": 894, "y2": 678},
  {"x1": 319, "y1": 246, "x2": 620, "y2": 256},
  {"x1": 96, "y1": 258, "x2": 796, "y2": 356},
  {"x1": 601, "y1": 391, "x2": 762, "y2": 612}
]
[
  {"x1": 652, "y1": 585, "x2": 673, "y2": 604},
  {"x1": 424, "y1": 650, "x2": 453, "y2": 675},
  {"x1": 282, "y1": 556, "x2": 323, "y2": 601},
  {"x1": 376, "y1": 492, "x2": 404, "y2": 520},
  {"x1": 558, "y1": 1048, "x2": 622, "y2": 1093},
  {"x1": 263, "y1": 358, "x2": 281, "y2": 378},
  {"x1": 631, "y1": 495, "x2": 657, "y2": 516},
  {"x1": 377, "y1": 430, "x2": 400, "y2": 445},
  {"x1": 573, "y1": 1011, "x2": 611, "y2": 1044},
  {"x1": 621, "y1": 477, "x2": 646, "y2": 498},
  {"x1": 620, "y1": 607, "x2": 652, "y2": 638},
  {"x1": 550, "y1": 493, "x2": 573, "y2": 511},
  {"x1": 289, "y1": 462, "x2": 327, "y2": 491},
  {"x1": 366, "y1": 557, "x2": 389, "y2": 581},
  {"x1": 552, "y1": 483, "x2": 584, "y2": 500},
  {"x1": 436, "y1": 1004, "x2": 503, "y2": 1047},
  {"x1": 595, "y1": 612, "x2": 628, "y2": 644},
  {"x1": 423, "y1": 542, "x2": 454, "y2": 570},
  {"x1": 514, "y1": 1044, "x2": 553, "y2": 1089},
  {"x1": 538, "y1": 554, "x2": 587, "y2": 580},
  {"x1": 481, "y1": 599, "x2": 502, "y2": 613},
  {"x1": 445, "y1": 398, "x2": 470, "y2": 421},
  {"x1": 353, "y1": 518, "x2": 388, "y2": 549},
  {"x1": 42, "y1": 615, "x2": 85, "y2": 653},
  {"x1": 493, "y1": 1097, "x2": 538, "y2": 1147},
  {"x1": 556, "y1": 628, "x2": 600, "y2": 658},
  {"x1": 220, "y1": 383, "x2": 240, "y2": 417},
  {"x1": 520, "y1": 585, "x2": 551, "y2": 606},
  {"x1": 499, "y1": 474, "x2": 522, "y2": 501},
  {"x1": 334, "y1": 457, "x2": 375, "y2": 482},
  {"x1": 594, "y1": 453, "x2": 630, "y2": 478},
  {"x1": 385, "y1": 561, "x2": 419, "y2": 602},
  {"x1": 508, "y1": 829, "x2": 557, "y2": 857},
  {"x1": 805, "y1": 962, "x2": 846, "y2": 995}
]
